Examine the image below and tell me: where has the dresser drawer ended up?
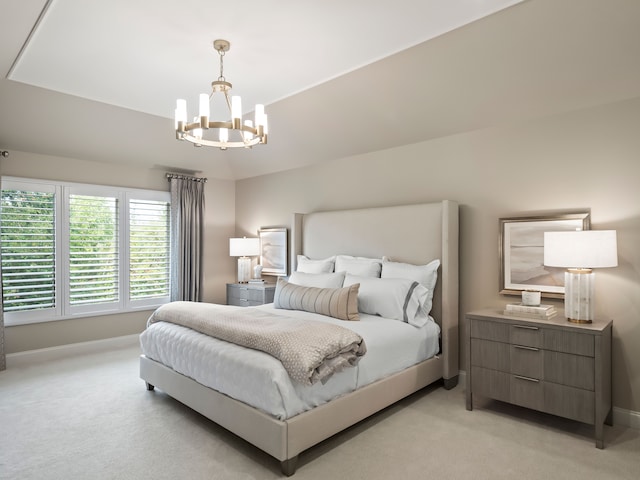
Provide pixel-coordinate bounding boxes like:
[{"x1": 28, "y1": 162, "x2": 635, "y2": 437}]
[
  {"x1": 511, "y1": 374, "x2": 543, "y2": 411},
  {"x1": 543, "y1": 329, "x2": 594, "y2": 357},
  {"x1": 510, "y1": 324, "x2": 542, "y2": 348},
  {"x1": 544, "y1": 382, "x2": 595, "y2": 424},
  {"x1": 544, "y1": 351, "x2": 595, "y2": 391},
  {"x1": 470, "y1": 319, "x2": 509, "y2": 342},
  {"x1": 471, "y1": 366, "x2": 510, "y2": 403},
  {"x1": 470, "y1": 339, "x2": 510, "y2": 371},
  {"x1": 510, "y1": 344, "x2": 542, "y2": 379}
]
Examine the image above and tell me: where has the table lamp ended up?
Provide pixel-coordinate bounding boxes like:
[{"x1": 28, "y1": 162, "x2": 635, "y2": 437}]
[
  {"x1": 229, "y1": 237, "x2": 260, "y2": 283},
  {"x1": 543, "y1": 230, "x2": 617, "y2": 323}
]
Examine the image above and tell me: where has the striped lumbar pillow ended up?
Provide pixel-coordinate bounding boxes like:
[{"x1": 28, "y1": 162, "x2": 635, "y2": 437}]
[{"x1": 273, "y1": 277, "x2": 360, "y2": 321}]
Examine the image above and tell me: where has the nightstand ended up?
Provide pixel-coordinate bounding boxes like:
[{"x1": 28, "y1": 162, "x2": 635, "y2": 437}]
[
  {"x1": 465, "y1": 308, "x2": 612, "y2": 448},
  {"x1": 226, "y1": 282, "x2": 276, "y2": 307}
]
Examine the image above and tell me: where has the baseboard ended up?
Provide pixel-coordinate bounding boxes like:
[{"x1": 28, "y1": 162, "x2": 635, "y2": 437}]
[
  {"x1": 458, "y1": 370, "x2": 639, "y2": 430},
  {"x1": 613, "y1": 407, "x2": 640, "y2": 430},
  {"x1": 6, "y1": 334, "x2": 139, "y2": 368}
]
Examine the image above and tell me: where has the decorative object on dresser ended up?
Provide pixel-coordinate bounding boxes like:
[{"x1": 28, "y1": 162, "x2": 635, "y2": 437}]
[
  {"x1": 499, "y1": 211, "x2": 590, "y2": 298},
  {"x1": 258, "y1": 227, "x2": 288, "y2": 277},
  {"x1": 466, "y1": 309, "x2": 612, "y2": 449},
  {"x1": 503, "y1": 303, "x2": 557, "y2": 320},
  {"x1": 227, "y1": 282, "x2": 275, "y2": 307},
  {"x1": 229, "y1": 237, "x2": 260, "y2": 283},
  {"x1": 543, "y1": 230, "x2": 618, "y2": 323}
]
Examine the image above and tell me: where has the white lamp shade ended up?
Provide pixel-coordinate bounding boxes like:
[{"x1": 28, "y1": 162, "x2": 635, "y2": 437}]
[
  {"x1": 544, "y1": 230, "x2": 617, "y2": 269},
  {"x1": 229, "y1": 237, "x2": 260, "y2": 257}
]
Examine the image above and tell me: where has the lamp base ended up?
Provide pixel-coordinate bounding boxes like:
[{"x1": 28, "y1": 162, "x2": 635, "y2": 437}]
[
  {"x1": 567, "y1": 317, "x2": 593, "y2": 324},
  {"x1": 563, "y1": 270, "x2": 595, "y2": 323},
  {"x1": 237, "y1": 256, "x2": 251, "y2": 283}
]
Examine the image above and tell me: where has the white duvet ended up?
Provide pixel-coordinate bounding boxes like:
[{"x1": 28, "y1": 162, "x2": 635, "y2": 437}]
[{"x1": 139, "y1": 303, "x2": 440, "y2": 420}]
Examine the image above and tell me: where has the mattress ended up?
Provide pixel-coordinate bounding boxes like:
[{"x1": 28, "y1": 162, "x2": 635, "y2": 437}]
[{"x1": 139, "y1": 304, "x2": 440, "y2": 420}]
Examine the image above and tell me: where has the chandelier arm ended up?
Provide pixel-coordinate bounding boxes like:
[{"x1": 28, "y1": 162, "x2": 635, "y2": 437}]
[{"x1": 182, "y1": 133, "x2": 262, "y2": 149}]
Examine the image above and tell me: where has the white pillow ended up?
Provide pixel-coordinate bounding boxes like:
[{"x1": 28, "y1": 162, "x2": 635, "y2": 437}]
[
  {"x1": 343, "y1": 274, "x2": 428, "y2": 326},
  {"x1": 296, "y1": 255, "x2": 335, "y2": 273},
  {"x1": 335, "y1": 255, "x2": 382, "y2": 277},
  {"x1": 381, "y1": 258, "x2": 440, "y2": 315},
  {"x1": 288, "y1": 271, "x2": 346, "y2": 288}
]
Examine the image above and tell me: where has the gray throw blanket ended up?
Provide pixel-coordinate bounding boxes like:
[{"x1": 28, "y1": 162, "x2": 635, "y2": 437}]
[{"x1": 147, "y1": 301, "x2": 367, "y2": 385}]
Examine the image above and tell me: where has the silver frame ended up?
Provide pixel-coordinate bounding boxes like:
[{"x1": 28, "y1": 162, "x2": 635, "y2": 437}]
[
  {"x1": 499, "y1": 211, "x2": 590, "y2": 298},
  {"x1": 258, "y1": 227, "x2": 288, "y2": 276}
]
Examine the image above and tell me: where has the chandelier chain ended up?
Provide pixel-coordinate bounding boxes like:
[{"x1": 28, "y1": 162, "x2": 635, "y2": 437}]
[{"x1": 218, "y1": 48, "x2": 226, "y2": 82}]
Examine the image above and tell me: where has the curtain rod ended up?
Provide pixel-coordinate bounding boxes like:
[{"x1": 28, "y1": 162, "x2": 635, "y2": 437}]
[{"x1": 166, "y1": 173, "x2": 208, "y2": 183}]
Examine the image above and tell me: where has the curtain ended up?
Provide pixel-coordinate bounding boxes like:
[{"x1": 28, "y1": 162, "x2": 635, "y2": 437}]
[{"x1": 169, "y1": 174, "x2": 206, "y2": 302}]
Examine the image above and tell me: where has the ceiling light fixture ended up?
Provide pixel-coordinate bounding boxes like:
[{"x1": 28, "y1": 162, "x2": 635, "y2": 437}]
[{"x1": 174, "y1": 39, "x2": 268, "y2": 150}]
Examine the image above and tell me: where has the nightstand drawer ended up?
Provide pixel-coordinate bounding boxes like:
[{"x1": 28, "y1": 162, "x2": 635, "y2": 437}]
[
  {"x1": 226, "y1": 283, "x2": 275, "y2": 307},
  {"x1": 227, "y1": 286, "x2": 262, "y2": 301}
]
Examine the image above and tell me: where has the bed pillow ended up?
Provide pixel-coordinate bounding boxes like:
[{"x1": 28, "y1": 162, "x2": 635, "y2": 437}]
[
  {"x1": 288, "y1": 271, "x2": 346, "y2": 288},
  {"x1": 334, "y1": 255, "x2": 382, "y2": 277},
  {"x1": 296, "y1": 255, "x2": 335, "y2": 273},
  {"x1": 273, "y1": 277, "x2": 359, "y2": 321},
  {"x1": 343, "y1": 274, "x2": 429, "y2": 326},
  {"x1": 381, "y1": 258, "x2": 440, "y2": 315}
]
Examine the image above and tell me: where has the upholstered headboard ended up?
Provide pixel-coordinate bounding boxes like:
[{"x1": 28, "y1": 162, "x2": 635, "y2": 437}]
[{"x1": 290, "y1": 200, "x2": 459, "y2": 381}]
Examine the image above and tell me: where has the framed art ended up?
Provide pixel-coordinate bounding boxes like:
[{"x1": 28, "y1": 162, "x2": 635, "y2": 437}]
[
  {"x1": 499, "y1": 211, "x2": 590, "y2": 298},
  {"x1": 258, "y1": 227, "x2": 288, "y2": 276}
]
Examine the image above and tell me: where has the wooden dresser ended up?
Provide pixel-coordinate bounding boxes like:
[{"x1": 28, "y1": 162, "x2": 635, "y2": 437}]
[
  {"x1": 226, "y1": 282, "x2": 276, "y2": 307},
  {"x1": 465, "y1": 308, "x2": 612, "y2": 448}
]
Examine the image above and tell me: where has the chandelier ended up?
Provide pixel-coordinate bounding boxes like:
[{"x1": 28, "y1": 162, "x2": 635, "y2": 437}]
[{"x1": 174, "y1": 39, "x2": 268, "y2": 150}]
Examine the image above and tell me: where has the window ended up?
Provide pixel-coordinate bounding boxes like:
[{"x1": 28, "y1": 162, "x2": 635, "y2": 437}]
[{"x1": 0, "y1": 177, "x2": 171, "y2": 325}]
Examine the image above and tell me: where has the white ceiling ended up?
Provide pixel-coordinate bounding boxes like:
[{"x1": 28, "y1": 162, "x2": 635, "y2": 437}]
[
  {"x1": 2, "y1": 0, "x2": 640, "y2": 180},
  {"x1": 8, "y1": 0, "x2": 522, "y2": 119}
]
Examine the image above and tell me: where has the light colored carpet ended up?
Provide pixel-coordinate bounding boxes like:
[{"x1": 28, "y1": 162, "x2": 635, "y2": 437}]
[{"x1": 1, "y1": 341, "x2": 639, "y2": 480}]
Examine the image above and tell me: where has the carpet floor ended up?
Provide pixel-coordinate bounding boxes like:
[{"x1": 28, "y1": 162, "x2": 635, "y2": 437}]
[{"x1": 1, "y1": 341, "x2": 638, "y2": 479}]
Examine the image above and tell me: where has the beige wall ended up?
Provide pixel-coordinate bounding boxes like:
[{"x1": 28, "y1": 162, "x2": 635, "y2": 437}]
[
  {"x1": 1, "y1": 151, "x2": 236, "y2": 353},
  {"x1": 235, "y1": 97, "x2": 640, "y2": 412}
]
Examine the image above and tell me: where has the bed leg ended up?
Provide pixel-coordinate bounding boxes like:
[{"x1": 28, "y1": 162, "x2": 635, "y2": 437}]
[
  {"x1": 443, "y1": 375, "x2": 458, "y2": 390},
  {"x1": 281, "y1": 456, "x2": 298, "y2": 476},
  {"x1": 145, "y1": 382, "x2": 155, "y2": 391}
]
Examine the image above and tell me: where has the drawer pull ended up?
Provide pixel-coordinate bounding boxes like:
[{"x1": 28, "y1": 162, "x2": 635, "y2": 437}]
[
  {"x1": 513, "y1": 325, "x2": 539, "y2": 331},
  {"x1": 513, "y1": 375, "x2": 540, "y2": 383},
  {"x1": 514, "y1": 345, "x2": 539, "y2": 352}
]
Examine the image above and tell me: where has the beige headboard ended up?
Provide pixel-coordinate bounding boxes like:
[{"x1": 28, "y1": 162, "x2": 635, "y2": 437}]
[{"x1": 290, "y1": 200, "x2": 459, "y2": 381}]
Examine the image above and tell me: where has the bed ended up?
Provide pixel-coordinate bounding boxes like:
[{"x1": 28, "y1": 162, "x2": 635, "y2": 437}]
[{"x1": 139, "y1": 200, "x2": 459, "y2": 475}]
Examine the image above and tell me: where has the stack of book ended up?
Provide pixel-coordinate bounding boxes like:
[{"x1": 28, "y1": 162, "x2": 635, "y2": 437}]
[{"x1": 503, "y1": 303, "x2": 557, "y2": 320}]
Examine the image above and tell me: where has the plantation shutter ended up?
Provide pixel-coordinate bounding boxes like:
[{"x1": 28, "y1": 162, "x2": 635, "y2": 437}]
[
  {"x1": 69, "y1": 194, "x2": 119, "y2": 305},
  {"x1": 0, "y1": 189, "x2": 56, "y2": 312},
  {"x1": 129, "y1": 198, "x2": 170, "y2": 300}
]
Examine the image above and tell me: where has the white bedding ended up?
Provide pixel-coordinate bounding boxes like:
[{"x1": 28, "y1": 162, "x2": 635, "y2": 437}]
[{"x1": 139, "y1": 303, "x2": 440, "y2": 420}]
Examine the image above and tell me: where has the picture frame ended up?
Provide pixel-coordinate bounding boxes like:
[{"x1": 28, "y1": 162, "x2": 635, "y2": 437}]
[
  {"x1": 499, "y1": 211, "x2": 590, "y2": 298},
  {"x1": 258, "y1": 227, "x2": 288, "y2": 276}
]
